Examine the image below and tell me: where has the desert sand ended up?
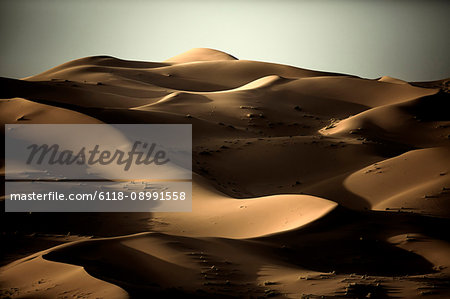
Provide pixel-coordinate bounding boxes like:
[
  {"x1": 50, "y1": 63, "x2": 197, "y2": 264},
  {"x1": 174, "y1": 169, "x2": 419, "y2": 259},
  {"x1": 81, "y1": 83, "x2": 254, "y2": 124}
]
[{"x1": 1, "y1": 48, "x2": 449, "y2": 298}]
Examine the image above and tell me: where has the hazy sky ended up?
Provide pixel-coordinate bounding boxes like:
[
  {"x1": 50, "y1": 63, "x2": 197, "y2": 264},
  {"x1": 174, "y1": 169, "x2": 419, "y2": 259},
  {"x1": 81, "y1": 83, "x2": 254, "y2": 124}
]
[{"x1": 1, "y1": 0, "x2": 449, "y2": 81}]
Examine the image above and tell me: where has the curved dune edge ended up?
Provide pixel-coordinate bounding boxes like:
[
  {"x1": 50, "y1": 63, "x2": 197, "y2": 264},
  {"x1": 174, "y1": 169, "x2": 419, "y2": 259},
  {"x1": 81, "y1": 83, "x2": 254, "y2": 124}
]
[
  {"x1": 318, "y1": 104, "x2": 410, "y2": 137},
  {"x1": 318, "y1": 91, "x2": 449, "y2": 148},
  {"x1": 378, "y1": 76, "x2": 408, "y2": 85},
  {"x1": 152, "y1": 174, "x2": 338, "y2": 239},
  {"x1": 132, "y1": 75, "x2": 290, "y2": 110},
  {"x1": 0, "y1": 246, "x2": 129, "y2": 299},
  {"x1": 388, "y1": 233, "x2": 450, "y2": 274},
  {"x1": 0, "y1": 97, "x2": 104, "y2": 124},
  {"x1": 230, "y1": 74, "x2": 290, "y2": 91},
  {"x1": 165, "y1": 48, "x2": 239, "y2": 63},
  {"x1": 153, "y1": 193, "x2": 337, "y2": 239},
  {"x1": 344, "y1": 147, "x2": 450, "y2": 217},
  {"x1": 0, "y1": 231, "x2": 304, "y2": 298}
]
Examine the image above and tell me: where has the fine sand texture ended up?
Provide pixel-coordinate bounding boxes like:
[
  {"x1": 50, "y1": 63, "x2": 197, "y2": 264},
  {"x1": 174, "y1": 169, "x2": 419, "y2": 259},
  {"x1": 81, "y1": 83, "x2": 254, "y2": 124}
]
[{"x1": 1, "y1": 48, "x2": 449, "y2": 298}]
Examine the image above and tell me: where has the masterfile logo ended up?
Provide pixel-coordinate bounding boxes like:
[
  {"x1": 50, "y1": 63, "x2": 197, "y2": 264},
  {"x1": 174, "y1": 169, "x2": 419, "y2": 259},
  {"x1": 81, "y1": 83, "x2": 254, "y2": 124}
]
[
  {"x1": 25, "y1": 141, "x2": 170, "y2": 171},
  {"x1": 5, "y1": 124, "x2": 191, "y2": 180}
]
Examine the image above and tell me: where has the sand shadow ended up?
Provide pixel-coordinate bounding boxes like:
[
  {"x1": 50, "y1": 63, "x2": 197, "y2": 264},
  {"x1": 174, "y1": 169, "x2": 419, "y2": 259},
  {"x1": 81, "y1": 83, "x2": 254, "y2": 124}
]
[{"x1": 257, "y1": 207, "x2": 448, "y2": 276}]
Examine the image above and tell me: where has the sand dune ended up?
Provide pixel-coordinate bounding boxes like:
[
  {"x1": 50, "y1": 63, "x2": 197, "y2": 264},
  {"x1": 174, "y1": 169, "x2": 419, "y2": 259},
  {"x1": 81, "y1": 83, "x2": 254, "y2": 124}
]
[
  {"x1": 1, "y1": 48, "x2": 449, "y2": 298},
  {"x1": 0, "y1": 254, "x2": 127, "y2": 299},
  {"x1": 345, "y1": 147, "x2": 450, "y2": 217},
  {"x1": 140, "y1": 91, "x2": 212, "y2": 108},
  {"x1": 378, "y1": 76, "x2": 409, "y2": 84},
  {"x1": 151, "y1": 174, "x2": 337, "y2": 239},
  {"x1": 165, "y1": 48, "x2": 238, "y2": 63},
  {"x1": 0, "y1": 97, "x2": 103, "y2": 125},
  {"x1": 320, "y1": 94, "x2": 450, "y2": 148}
]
